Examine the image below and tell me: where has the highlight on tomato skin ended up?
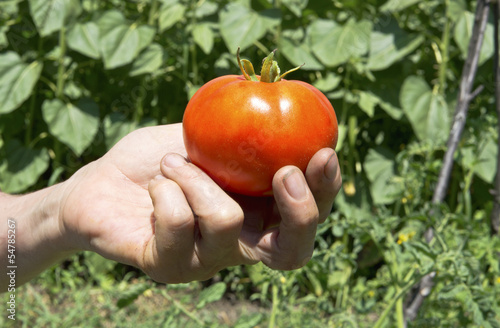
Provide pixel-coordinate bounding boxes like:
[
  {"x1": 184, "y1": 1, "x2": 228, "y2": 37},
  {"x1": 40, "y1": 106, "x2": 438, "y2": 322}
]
[{"x1": 182, "y1": 48, "x2": 338, "y2": 197}]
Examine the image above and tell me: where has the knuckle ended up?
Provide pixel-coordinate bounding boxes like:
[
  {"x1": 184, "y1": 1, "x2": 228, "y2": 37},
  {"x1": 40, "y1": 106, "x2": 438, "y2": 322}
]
[
  {"x1": 175, "y1": 163, "x2": 204, "y2": 181},
  {"x1": 287, "y1": 206, "x2": 319, "y2": 230},
  {"x1": 203, "y1": 200, "x2": 244, "y2": 229},
  {"x1": 167, "y1": 206, "x2": 194, "y2": 230}
]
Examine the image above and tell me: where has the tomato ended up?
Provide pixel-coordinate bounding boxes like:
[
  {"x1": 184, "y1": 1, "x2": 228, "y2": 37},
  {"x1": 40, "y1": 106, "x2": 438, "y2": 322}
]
[{"x1": 182, "y1": 49, "x2": 338, "y2": 196}]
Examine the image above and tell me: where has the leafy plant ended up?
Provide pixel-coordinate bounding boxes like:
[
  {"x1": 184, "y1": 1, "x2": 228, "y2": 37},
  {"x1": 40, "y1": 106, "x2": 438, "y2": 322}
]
[{"x1": 1, "y1": 0, "x2": 499, "y2": 327}]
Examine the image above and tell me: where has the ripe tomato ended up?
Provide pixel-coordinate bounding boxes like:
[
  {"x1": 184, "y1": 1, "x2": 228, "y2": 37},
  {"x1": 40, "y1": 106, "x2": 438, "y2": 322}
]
[{"x1": 183, "y1": 49, "x2": 338, "y2": 196}]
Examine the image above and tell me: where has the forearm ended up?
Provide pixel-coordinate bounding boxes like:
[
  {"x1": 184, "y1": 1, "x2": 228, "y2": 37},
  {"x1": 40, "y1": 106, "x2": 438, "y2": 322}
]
[{"x1": 0, "y1": 183, "x2": 76, "y2": 290}]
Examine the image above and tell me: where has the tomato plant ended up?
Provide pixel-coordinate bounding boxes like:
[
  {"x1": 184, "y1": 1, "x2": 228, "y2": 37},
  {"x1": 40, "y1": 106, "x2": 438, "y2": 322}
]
[{"x1": 183, "y1": 49, "x2": 338, "y2": 196}]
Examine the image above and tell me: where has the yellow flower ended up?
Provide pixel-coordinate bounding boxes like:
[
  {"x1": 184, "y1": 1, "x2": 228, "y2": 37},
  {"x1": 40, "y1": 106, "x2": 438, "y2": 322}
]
[
  {"x1": 344, "y1": 181, "x2": 356, "y2": 196},
  {"x1": 368, "y1": 290, "x2": 375, "y2": 297},
  {"x1": 280, "y1": 276, "x2": 287, "y2": 284},
  {"x1": 143, "y1": 289, "x2": 153, "y2": 297},
  {"x1": 496, "y1": 277, "x2": 500, "y2": 284},
  {"x1": 397, "y1": 231, "x2": 416, "y2": 245}
]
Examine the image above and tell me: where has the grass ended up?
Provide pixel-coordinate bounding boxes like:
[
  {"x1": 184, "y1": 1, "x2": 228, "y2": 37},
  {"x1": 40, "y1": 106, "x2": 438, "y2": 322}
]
[
  {"x1": 0, "y1": 274, "x2": 364, "y2": 328},
  {"x1": 0, "y1": 259, "x2": 391, "y2": 328}
]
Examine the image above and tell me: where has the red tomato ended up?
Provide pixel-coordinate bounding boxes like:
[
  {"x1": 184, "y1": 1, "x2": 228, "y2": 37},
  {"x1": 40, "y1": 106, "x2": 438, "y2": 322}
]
[{"x1": 183, "y1": 49, "x2": 338, "y2": 196}]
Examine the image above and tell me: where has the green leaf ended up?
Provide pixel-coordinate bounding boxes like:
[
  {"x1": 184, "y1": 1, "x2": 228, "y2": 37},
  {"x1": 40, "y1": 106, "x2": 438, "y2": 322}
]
[
  {"x1": 367, "y1": 21, "x2": 424, "y2": 71},
  {"x1": 28, "y1": 0, "x2": 82, "y2": 36},
  {"x1": 219, "y1": 3, "x2": 281, "y2": 52},
  {"x1": 0, "y1": 52, "x2": 43, "y2": 114},
  {"x1": 380, "y1": 0, "x2": 420, "y2": 12},
  {"x1": 0, "y1": 0, "x2": 20, "y2": 17},
  {"x1": 400, "y1": 76, "x2": 450, "y2": 143},
  {"x1": 42, "y1": 98, "x2": 100, "y2": 156},
  {"x1": 367, "y1": 74, "x2": 404, "y2": 120},
  {"x1": 159, "y1": 2, "x2": 186, "y2": 32},
  {"x1": 104, "y1": 113, "x2": 156, "y2": 149},
  {"x1": 104, "y1": 113, "x2": 137, "y2": 149},
  {"x1": 192, "y1": 23, "x2": 214, "y2": 55},
  {"x1": 234, "y1": 314, "x2": 264, "y2": 328},
  {"x1": 280, "y1": 35, "x2": 323, "y2": 71},
  {"x1": 194, "y1": 1, "x2": 219, "y2": 18},
  {"x1": 130, "y1": 43, "x2": 165, "y2": 77},
  {"x1": 196, "y1": 282, "x2": 226, "y2": 308},
  {"x1": 363, "y1": 147, "x2": 402, "y2": 204},
  {"x1": 438, "y1": 284, "x2": 466, "y2": 300},
  {"x1": 67, "y1": 22, "x2": 100, "y2": 59},
  {"x1": 282, "y1": 0, "x2": 308, "y2": 17},
  {"x1": 473, "y1": 136, "x2": 497, "y2": 184},
  {"x1": 358, "y1": 91, "x2": 379, "y2": 117},
  {"x1": 0, "y1": 26, "x2": 8, "y2": 48},
  {"x1": 313, "y1": 72, "x2": 341, "y2": 92},
  {"x1": 308, "y1": 18, "x2": 372, "y2": 67},
  {"x1": 0, "y1": 139, "x2": 49, "y2": 193},
  {"x1": 137, "y1": 25, "x2": 155, "y2": 52},
  {"x1": 116, "y1": 283, "x2": 150, "y2": 309},
  {"x1": 306, "y1": 269, "x2": 323, "y2": 296},
  {"x1": 454, "y1": 11, "x2": 494, "y2": 66},
  {"x1": 97, "y1": 10, "x2": 155, "y2": 69},
  {"x1": 334, "y1": 176, "x2": 372, "y2": 219},
  {"x1": 462, "y1": 134, "x2": 498, "y2": 183},
  {"x1": 335, "y1": 124, "x2": 347, "y2": 151},
  {"x1": 447, "y1": 0, "x2": 467, "y2": 22},
  {"x1": 83, "y1": 251, "x2": 116, "y2": 281},
  {"x1": 246, "y1": 262, "x2": 267, "y2": 285}
]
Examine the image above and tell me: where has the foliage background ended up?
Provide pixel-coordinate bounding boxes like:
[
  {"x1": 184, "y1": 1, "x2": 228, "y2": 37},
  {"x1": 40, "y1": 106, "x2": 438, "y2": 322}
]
[{"x1": 0, "y1": 0, "x2": 499, "y2": 327}]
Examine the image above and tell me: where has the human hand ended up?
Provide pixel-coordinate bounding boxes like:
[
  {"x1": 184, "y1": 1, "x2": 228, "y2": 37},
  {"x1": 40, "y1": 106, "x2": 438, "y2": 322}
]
[{"x1": 59, "y1": 123, "x2": 342, "y2": 283}]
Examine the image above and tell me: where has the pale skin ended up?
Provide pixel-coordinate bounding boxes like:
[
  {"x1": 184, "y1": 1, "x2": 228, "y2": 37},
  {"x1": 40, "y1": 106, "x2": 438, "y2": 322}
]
[{"x1": 0, "y1": 123, "x2": 342, "y2": 290}]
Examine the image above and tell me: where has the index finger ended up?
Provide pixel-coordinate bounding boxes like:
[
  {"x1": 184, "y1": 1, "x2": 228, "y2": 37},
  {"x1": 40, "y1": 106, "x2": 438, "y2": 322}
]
[{"x1": 160, "y1": 153, "x2": 245, "y2": 265}]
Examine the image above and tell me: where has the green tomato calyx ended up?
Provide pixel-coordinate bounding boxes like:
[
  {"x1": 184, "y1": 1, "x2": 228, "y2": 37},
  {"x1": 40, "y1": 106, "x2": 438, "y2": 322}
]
[{"x1": 236, "y1": 47, "x2": 304, "y2": 83}]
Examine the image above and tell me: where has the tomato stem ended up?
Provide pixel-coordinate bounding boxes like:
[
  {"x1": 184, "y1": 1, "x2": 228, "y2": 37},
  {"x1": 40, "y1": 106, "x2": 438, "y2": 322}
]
[
  {"x1": 236, "y1": 47, "x2": 304, "y2": 83},
  {"x1": 260, "y1": 49, "x2": 278, "y2": 83}
]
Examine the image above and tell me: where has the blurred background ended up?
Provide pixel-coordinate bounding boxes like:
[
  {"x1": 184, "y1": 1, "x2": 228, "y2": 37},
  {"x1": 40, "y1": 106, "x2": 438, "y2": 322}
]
[{"x1": 0, "y1": 0, "x2": 499, "y2": 327}]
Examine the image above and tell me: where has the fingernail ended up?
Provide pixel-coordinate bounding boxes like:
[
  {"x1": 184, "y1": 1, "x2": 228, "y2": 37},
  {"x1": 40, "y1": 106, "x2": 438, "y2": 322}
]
[
  {"x1": 324, "y1": 153, "x2": 337, "y2": 180},
  {"x1": 163, "y1": 154, "x2": 186, "y2": 168},
  {"x1": 283, "y1": 169, "x2": 307, "y2": 200}
]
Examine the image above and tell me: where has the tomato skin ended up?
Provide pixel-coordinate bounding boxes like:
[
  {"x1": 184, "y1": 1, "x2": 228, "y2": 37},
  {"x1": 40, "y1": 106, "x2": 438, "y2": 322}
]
[{"x1": 183, "y1": 74, "x2": 338, "y2": 197}]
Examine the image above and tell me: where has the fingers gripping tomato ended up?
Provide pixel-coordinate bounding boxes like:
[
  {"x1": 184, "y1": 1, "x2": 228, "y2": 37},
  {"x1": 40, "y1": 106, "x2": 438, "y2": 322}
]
[{"x1": 182, "y1": 48, "x2": 338, "y2": 196}]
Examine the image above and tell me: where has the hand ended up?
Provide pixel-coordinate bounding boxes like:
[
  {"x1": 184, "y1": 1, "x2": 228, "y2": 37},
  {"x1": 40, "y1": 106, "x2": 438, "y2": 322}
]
[{"x1": 59, "y1": 123, "x2": 342, "y2": 283}]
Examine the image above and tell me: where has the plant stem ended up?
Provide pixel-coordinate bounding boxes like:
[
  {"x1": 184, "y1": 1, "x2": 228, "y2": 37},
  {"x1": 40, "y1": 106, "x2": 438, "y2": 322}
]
[
  {"x1": 56, "y1": 27, "x2": 66, "y2": 99},
  {"x1": 340, "y1": 266, "x2": 352, "y2": 309},
  {"x1": 190, "y1": 0, "x2": 199, "y2": 86},
  {"x1": 253, "y1": 40, "x2": 270, "y2": 54},
  {"x1": 490, "y1": 0, "x2": 500, "y2": 236},
  {"x1": 274, "y1": 0, "x2": 282, "y2": 62},
  {"x1": 405, "y1": 0, "x2": 491, "y2": 322},
  {"x1": 25, "y1": 36, "x2": 45, "y2": 145},
  {"x1": 191, "y1": 43, "x2": 199, "y2": 85},
  {"x1": 396, "y1": 296, "x2": 405, "y2": 328},
  {"x1": 133, "y1": 78, "x2": 145, "y2": 124},
  {"x1": 25, "y1": 88, "x2": 36, "y2": 145},
  {"x1": 161, "y1": 289, "x2": 206, "y2": 327},
  {"x1": 373, "y1": 281, "x2": 415, "y2": 328},
  {"x1": 437, "y1": 0, "x2": 451, "y2": 95},
  {"x1": 268, "y1": 283, "x2": 279, "y2": 328},
  {"x1": 431, "y1": 0, "x2": 489, "y2": 207},
  {"x1": 148, "y1": 0, "x2": 158, "y2": 25}
]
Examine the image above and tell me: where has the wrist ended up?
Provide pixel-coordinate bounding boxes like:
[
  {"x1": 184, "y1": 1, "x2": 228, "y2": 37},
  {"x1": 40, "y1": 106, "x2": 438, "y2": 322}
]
[
  {"x1": 25, "y1": 182, "x2": 77, "y2": 253},
  {"x1": 2, "y1": 182, "x2": 77, "y2": 286}
]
